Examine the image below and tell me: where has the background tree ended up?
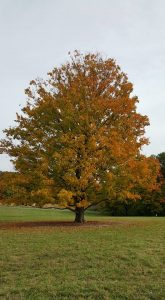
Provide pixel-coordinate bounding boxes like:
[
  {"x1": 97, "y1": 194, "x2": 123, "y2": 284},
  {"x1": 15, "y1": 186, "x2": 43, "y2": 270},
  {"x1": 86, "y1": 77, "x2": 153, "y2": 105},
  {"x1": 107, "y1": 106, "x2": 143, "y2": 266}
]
[
  {"x1": 156, "y1": 152, "x2": 165, "y2": 214},
  {"x1": 156, "y1": 152, "x2": 165, "y2": 177},
  {"x1": 0, "y1": 172, "x2": 24, "y2": 204},
  {"x1": 0, "y1": 51, "x2": 159, "y2": 222}
]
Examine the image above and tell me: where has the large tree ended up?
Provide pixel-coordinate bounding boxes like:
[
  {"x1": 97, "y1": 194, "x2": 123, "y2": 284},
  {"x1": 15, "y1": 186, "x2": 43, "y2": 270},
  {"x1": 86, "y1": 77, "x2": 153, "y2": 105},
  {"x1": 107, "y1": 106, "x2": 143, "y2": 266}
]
[{"x1": 0, "y1": 51, "x2": 159, "y2": 222}]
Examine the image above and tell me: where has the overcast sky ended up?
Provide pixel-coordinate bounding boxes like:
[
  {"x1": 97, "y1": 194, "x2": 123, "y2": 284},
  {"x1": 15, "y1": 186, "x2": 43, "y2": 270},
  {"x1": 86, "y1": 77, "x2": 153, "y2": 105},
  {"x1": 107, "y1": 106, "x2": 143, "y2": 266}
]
[{"x1": 0, "y1": 0, "x2": 165, "y2": 171}]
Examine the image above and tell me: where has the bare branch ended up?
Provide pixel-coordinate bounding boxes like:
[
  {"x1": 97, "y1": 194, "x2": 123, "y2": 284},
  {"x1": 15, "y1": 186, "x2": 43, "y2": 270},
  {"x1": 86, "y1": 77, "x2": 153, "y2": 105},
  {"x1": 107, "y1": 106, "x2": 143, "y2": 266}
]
[
  {"x1": 41, "y1": 206, "x2": 75, "y2": 212},
  {"x1": 84, "y1": 198, "x2": 109, "y2": 211}
]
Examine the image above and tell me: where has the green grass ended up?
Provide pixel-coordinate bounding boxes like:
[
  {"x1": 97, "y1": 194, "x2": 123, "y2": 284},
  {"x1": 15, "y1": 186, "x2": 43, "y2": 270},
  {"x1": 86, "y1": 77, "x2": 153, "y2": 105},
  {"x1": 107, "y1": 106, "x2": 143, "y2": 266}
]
[
  {"x1": 0, "y1": 205, "x2": 163, "y2": 223},
  {"x1": 0, "y1": 206, "x2": 165, "y2": 300},
  {"x1": 0, "y1": 206, "x2": 75, "y2": 222}
]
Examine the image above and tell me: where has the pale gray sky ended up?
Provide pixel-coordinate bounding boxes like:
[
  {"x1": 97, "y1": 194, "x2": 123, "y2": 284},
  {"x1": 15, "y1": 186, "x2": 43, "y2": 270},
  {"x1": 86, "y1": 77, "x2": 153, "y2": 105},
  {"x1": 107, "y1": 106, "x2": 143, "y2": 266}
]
[{"x1": 0, "y1": 0, "x2": 165, "y2": 170}]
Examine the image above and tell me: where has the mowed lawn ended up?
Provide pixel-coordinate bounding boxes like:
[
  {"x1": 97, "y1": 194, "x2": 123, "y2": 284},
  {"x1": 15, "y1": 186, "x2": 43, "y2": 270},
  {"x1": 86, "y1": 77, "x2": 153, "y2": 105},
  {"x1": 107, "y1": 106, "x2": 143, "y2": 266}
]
[{"x1": 0, "y1": 207, "x2": 165, "y2": 300}]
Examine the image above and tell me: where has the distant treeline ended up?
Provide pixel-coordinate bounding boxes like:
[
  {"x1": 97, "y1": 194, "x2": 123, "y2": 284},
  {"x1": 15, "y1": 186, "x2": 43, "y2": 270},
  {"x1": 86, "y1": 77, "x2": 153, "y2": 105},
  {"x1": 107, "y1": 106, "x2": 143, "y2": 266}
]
[{"x1": 100, "y1": 152, "x2": 165, "y2": 216}]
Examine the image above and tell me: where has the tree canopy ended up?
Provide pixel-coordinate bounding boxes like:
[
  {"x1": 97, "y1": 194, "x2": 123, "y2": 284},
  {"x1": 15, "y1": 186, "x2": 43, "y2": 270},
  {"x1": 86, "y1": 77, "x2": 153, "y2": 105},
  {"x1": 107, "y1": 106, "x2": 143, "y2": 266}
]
[{"x1": 0, "y1": 51, "x2": 160, "y2": 222}]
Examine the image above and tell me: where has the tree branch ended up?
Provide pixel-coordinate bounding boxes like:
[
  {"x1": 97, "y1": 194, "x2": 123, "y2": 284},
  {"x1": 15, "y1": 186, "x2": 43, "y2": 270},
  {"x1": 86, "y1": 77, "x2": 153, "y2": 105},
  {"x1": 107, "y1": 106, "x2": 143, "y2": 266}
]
[
  {"x1": 42, "y1": 206, "x2": 75, "y2": 212},
  {"x1": 66, "y1": 206, "x2": 75, "y2": 212},
  {"x1": 84, "y1": 198, "x2": 109, "y2": 211}
]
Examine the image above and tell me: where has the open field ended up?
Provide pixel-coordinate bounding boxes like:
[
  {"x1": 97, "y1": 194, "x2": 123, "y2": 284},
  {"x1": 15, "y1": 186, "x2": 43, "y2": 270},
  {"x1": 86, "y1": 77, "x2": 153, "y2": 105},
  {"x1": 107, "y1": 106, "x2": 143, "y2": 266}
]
[{"x1": 0, "y1": 206, "x2": 165, "y2": 300}]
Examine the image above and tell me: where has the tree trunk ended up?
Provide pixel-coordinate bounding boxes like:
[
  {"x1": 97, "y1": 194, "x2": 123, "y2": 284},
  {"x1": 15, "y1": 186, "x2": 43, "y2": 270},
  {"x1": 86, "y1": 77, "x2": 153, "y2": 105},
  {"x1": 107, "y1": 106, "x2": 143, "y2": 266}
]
[
  {"x1": 74, "y1": 207, "x2": 85, "y2": 223},
  {"x1": 124, "y1": 203, "x2": 128, "y2": 216}
]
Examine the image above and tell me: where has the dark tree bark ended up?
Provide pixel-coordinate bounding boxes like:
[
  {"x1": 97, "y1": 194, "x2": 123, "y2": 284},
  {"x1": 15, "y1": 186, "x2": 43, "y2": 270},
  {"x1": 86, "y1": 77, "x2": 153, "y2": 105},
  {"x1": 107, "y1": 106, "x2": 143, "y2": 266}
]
[
  {"x1": 74, "y1": 207, "x2": 85, "y2": 223},
  {"x1": 124, "y1": 203, "x2": 128, "y2": 216}
]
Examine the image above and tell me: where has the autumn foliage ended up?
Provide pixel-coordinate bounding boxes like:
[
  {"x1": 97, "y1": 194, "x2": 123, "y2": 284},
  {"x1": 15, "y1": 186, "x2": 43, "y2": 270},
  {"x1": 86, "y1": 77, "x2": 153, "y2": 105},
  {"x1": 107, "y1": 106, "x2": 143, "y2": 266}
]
[{"x1": 0, "y1": 51, "x2": 160, "y2": 222}]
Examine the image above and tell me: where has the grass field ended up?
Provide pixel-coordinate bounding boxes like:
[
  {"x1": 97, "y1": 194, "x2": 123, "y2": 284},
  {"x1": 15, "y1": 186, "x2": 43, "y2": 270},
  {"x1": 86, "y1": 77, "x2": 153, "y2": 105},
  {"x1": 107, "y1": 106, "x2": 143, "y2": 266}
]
[{"x1": 0, "y1": 206, "x2": 165, "y2": 300}]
